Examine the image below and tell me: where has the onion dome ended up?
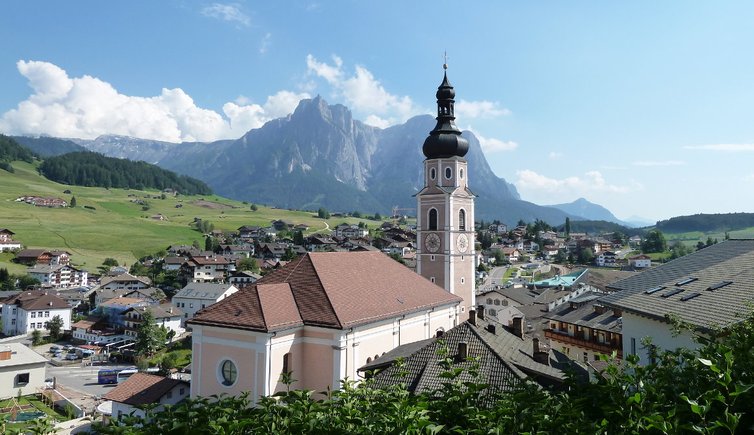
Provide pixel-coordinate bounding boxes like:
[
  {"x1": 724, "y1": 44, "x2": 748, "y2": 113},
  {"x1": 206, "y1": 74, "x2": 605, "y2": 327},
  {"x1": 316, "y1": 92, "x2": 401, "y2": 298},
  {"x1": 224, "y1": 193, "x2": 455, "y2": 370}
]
[{"x1": 422, "y1": 65, "x2": 469, "y2": 159}]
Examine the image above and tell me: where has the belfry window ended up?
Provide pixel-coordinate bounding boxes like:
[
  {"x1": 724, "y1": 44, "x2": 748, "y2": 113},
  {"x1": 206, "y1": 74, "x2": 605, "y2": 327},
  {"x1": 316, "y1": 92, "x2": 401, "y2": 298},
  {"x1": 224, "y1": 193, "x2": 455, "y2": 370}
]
[
  {"x1": 459, "y1": 209, "x2": 466, "y2": 231},
  {"x1": 429, "y1": 209, "x2": 438, "y2": 230},
  {"x1": 445, "y1": 167, "x2": 452, "y2": 179}
]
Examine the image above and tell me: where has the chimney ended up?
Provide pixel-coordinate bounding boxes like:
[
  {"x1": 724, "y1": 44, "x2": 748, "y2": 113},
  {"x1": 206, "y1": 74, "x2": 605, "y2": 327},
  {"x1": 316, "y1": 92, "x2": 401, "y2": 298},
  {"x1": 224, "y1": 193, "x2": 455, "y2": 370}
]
[
  {"x1": 436, "y1": 329, "x2": 444, "y2": 338},
  {"x1": 512, "y1": 317, "x2": 525, "y2": 339},
  {"x1": 486, "y1": 324, "x2": 496, "y2": 334},
  {"x1": 457, "y1": 342, "x2": 468, "y2": 360},
  {"x1": 477, "y1": 306, "x2": 485, "y2": 320},
  {"x1": 532, "y1": 337, "x2": 550, "y2": 366},
  {"x1": 594, "y1": 304, "x2": 606, "y2": 314},
  {"x1": 468, "y1": 309, "x2": 476, "y2": 326},
  {"x1": 0, "y1": 348, "x2": 11, "y2": 361}
]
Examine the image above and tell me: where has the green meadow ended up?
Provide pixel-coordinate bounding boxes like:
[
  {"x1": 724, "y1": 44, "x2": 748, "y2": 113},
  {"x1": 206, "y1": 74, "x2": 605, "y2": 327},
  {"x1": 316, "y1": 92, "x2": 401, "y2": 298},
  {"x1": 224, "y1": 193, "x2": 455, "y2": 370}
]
[{"x1": 0, "y1": 160, "x2": 377, "y2": 272}]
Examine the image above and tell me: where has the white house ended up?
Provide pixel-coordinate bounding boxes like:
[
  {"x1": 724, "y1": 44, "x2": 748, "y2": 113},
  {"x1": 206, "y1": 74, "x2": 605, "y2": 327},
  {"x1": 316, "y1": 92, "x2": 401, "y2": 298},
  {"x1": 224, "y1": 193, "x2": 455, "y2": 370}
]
[
  {"x1": 27, "y1": 264, "x2": 88, "y2": 289},
  {"x1": 602, "y1": 240, "x2": 754, "y2": 365},
  {"x1": 172, "y1": 283, "x2": 239, "y2": 326},
  {"x1": 189, "y1": 251, "x2": 461, "y2": 403},
  {"x1": 595, "y1": 251, "x2": 617, "y2": 267},
  {"x1": 99, "y1": 273, "x2": 152, "y2": 291},
  {"x1": 0, "y1": 229, "x2": 21, "y2": 252},
  {"x1": 1, "y1": 291, "x2": 72, "y2": 336},
  {"x1": 104, "y1": 373, "x2": 190, "y2": 421},
  {"x1": 0, "y1": 344, "x2": 47, "y2": 399},
  {"x1": 122, "y1": 304, "x2": 184, "y2": 339},
  {"x1": 628, "y1": 254, "x2": 652, "y2": 269}
]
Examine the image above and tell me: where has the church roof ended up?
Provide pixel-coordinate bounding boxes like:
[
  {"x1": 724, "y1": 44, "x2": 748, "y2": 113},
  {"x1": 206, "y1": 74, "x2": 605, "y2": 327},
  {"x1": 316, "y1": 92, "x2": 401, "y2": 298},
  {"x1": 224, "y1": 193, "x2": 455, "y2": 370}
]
[{"x1": 189, "y1": 251, "x2": 462, "y2": 332}]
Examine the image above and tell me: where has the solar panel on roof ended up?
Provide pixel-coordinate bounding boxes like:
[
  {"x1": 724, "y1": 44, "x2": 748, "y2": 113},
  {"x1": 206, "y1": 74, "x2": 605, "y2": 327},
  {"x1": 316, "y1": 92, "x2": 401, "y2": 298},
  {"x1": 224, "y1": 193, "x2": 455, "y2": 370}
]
[
  {"x1": 675, "y1": 277, "x2": 697, "y2": 286},
  {"x1": 706, "y1": 281, "x2": 733, "y2": 291},
  {"x1": 680, "y1": 292, "x2": 702, "y2": 302},
  {"x1": 661, "y1": 288, "x2": 684, "y2": 298},
  {"x1": 645, "y1": 286, "x2": 666, "y2": 295}
]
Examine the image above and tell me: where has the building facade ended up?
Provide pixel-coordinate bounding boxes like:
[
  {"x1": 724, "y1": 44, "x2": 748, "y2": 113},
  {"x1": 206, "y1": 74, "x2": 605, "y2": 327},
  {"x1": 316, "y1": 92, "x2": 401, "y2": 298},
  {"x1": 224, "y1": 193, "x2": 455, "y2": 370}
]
[
  {"x1": 1, "y1": 291, "x2": 72, "y2": 336},
  {"x1": 416, "y1": 66, "x2": 476, "y2": 320}
]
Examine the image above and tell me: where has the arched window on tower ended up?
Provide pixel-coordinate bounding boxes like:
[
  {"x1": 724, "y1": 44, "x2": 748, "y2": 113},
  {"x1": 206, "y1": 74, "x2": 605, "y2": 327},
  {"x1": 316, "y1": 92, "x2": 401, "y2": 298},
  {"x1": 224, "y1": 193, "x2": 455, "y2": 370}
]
[
  {"x1": 429, "y1": 209, "x2": 438, "y2": 230},
  {"x1": 459, "y1": 209, "x2": 466, "y2": 231}
]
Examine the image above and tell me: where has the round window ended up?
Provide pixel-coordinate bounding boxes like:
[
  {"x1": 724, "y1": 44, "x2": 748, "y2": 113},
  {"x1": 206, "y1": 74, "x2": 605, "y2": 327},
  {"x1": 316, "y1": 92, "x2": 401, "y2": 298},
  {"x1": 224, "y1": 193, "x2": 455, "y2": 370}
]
[
  {"x1": 220, "y1": 360, "x2": 237, "y2": 386},
  {"x1": 430, "y1": 168, "x2": 436, "y2": 180},
  {"x1": 445, "y1": 167, "x2": 452, "y2": 179}
]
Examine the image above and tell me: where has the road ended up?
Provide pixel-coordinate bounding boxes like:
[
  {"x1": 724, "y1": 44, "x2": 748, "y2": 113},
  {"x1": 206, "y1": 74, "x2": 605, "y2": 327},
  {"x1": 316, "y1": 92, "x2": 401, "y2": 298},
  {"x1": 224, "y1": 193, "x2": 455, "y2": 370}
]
[{"x1": 47, "y1": 363, "x2": 136, "y2": 398}]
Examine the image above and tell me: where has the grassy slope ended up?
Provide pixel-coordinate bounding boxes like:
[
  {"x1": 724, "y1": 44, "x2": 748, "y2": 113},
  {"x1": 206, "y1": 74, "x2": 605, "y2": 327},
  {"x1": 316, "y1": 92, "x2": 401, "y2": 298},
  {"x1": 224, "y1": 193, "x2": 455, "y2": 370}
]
[{"x1": 0, "y1": 161, "x2": 378, "y2": 272}]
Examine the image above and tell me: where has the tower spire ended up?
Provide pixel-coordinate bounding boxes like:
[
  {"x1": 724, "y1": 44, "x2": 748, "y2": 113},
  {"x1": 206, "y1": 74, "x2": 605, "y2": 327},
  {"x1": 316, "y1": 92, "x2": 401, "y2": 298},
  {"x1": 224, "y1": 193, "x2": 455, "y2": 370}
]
[{"x1": 422, "y1": 61, "x2": 469, "y2": 159}]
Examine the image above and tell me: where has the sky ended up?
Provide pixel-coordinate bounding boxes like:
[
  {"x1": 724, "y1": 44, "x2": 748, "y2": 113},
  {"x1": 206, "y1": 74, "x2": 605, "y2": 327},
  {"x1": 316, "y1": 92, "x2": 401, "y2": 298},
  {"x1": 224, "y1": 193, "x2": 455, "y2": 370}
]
[{"x1": 2, "y1": 1, "x2": 754, "y2": 222}]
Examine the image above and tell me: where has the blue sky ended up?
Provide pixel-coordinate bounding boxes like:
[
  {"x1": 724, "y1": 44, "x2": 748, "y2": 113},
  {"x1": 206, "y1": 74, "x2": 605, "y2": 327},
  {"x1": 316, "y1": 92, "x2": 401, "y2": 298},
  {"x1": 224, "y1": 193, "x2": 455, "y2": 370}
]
[{"x1": 2, "y1": 1, "x2": 754, "y2": 222}]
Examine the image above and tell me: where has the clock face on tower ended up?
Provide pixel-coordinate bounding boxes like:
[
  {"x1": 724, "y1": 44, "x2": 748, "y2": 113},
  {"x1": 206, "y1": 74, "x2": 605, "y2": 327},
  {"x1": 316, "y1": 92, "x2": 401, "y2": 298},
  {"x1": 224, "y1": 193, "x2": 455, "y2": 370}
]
[
  {"x1": 424, "y1": 233, "x2": 441, "y2": 253},
  {"x1": 457, "y1": 234, "x2": 469, "y2": 253}
]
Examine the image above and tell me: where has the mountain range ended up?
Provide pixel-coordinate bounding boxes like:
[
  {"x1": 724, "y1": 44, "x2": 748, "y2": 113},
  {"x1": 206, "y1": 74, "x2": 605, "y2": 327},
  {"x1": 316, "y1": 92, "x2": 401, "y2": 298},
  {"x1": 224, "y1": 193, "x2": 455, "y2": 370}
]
[{"x1": 12, "y1": 97, "x2": 636, "y2": 226}]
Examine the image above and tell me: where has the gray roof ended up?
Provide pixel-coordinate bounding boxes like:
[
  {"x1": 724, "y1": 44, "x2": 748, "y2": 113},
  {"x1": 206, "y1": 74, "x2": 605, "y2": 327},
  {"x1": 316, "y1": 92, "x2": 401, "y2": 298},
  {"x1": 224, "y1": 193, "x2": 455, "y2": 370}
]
[
  {"x1": 173, "y1": 283, "x2": 237, "y2": 300},
  {"x1": 0, "y1": 343, "x2": 48, "y2": 368},
  {"x1": 364, "y1": 317, "x2": 572, "y2": 402},
  {"x1": 544, "y1": 296, "x2": 622, "y2": 333},
  {"x1": 601, "y1": 239, "x2": 754, "y2": 330}
]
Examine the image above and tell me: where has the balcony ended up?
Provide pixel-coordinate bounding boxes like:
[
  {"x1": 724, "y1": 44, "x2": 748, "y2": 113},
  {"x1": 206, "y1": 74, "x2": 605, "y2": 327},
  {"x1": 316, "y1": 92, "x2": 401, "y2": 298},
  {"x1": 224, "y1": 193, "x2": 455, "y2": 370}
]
[{"x1": 545, "y1": 329, "x2": 623, "y2": 359}]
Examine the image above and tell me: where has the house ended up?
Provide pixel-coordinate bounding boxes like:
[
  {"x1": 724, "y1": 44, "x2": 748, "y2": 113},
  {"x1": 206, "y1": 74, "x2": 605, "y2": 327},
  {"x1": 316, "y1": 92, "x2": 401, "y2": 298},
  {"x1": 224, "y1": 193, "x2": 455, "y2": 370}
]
[
  {"x1": 181, "y1": 255, "x2": 233, "y2": 282},
  {"x1": 227, "y1": 270, "x2": 261, "y2": 286},
  {"x1": 544, "y1": 293, "x2": 623, "y2": 363},
  {"x1": 0, "y1": 229, "x2": 21, "y2": 252},
  {"x1": 332, "y1": 223, "x2": 368, "y2": 239},
  {"x1": 14, "y1": 249, "x2": 70, "y2": 266},
  {"x1": 1, "y1": 291, "x2": 72, "y2": 336},
  {"x1": 0, "y1": 344, "x2": 47, "y2": 399},
  {"x1": 122, "y1": 304, "x2": 184, "y2": 339},
  {"x1": 95, "y1": 297, "x2": 150, "y2": 328},
  {"x1": 104, "y1": 373, "x2": 190, "y2": 422},
  {"x1": 595, "y1": 251, "x2": 617, "y2": 267},
  {"x1": 362, "y1": 310, "x2": 576, "y2": 400},
  {"x1": 601, "y1": 239, "x2": 754, "y2": 365},
  {"x1": 27, "y1": 264, "x2": 88, "y2": 289},
  {"x1": 172, "y1": 283, "x2": 239, "y2": 326},
  {"x1": 188, "y1": 251, "x2": 461, "y2": 403},
  {"x1": 93, "y1": 287, "x2": 165, "y2": 309},
  {"x1": 488, "y1": 224, "x2": 508, "y2": 234},
  {"x1": 628, "y1": 254, "x2": 652, "y2": 269},
  {"x1": 72, "y1": 316, "x2": 125, "y2": 344},
  {"x1": 219, "y1": 244, "x2": 253, "y2": 258},
  {"x1": 99, "y1": 273, "x2": 152, "y2": 291},
  {"x1": 628, "y1": 235, "x2": 642, "y2": 247},
  {"x1": 496, "y1": 247, "x2": 520, "y2": 263}
]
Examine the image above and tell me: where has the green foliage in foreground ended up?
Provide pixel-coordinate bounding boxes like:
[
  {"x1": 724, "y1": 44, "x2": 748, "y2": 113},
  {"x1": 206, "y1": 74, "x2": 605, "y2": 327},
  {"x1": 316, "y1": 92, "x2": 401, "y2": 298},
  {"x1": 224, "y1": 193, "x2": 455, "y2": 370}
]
[{"x1": 91, "y1": 313, "x2": 754, "y2": 435}]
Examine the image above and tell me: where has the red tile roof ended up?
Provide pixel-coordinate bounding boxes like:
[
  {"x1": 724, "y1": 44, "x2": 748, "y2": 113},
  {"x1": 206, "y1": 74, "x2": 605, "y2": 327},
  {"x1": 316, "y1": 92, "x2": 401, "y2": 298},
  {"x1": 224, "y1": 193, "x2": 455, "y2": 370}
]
[
  {"x1": 190, "y1": 252, "x2": 461, "y2": 332},
  {"x1": 104, "y1": 373, "x2": 188, "y2": 405}
]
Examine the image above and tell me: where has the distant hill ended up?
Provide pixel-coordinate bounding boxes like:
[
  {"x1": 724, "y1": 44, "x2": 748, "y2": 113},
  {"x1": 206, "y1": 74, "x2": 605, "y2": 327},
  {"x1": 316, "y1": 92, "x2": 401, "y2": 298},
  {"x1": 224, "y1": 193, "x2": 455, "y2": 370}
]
[
  {"x1": 38, "y1": 151, "x2": 213, "y2": 195},
  {"x1": 656, "y1": 213, "x2": 754, "y2": 233},
  {"x1": 67, "y1": 97, "x2": 583, "y2": 225},
  {"x1": 11, "y1": 135, "x2": 87, "y2": 157},
  {"x1": 0, "y1": 134, "x2": 35, "y2": 168},
  {"x1": 547, "y1": 198, "x2": 628, "y2": 226},
  {"x1": 555, "y1": 220, "x2": 645, "y2": 237}
]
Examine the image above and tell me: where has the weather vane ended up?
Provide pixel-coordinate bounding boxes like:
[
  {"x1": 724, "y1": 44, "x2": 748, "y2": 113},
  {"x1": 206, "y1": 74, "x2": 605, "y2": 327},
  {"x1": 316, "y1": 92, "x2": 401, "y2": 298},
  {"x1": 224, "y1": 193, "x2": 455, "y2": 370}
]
[{"x1": 443, "y1": 51, "x2": 448, "y2": 70}]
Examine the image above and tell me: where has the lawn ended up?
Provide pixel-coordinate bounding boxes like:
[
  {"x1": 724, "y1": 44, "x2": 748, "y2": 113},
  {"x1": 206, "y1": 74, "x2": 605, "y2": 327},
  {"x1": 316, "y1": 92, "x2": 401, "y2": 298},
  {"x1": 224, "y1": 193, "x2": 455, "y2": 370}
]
[
  {"x1": 0, "y1": 160, "x2": 391, "y2": 272},
  {"x1": 0, "y1": 395, "x2": 67, "y2": 430}
]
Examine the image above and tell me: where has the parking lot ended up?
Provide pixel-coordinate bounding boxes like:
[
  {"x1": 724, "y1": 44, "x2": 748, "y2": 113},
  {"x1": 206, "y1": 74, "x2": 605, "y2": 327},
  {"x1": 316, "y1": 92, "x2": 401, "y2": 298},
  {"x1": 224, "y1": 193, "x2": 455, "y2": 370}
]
[{"x1": 46, "y1": 363, "x2": 136, "y2": 398}]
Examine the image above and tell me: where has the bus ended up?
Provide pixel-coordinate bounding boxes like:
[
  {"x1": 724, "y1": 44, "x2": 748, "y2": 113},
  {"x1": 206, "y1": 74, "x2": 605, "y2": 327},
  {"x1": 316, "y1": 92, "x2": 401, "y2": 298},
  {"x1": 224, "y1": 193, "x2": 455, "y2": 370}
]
[
  {"x1": 97, "y1": 369, "x2": 118, "y2": 384},
  {"x1": 116, "y1": 368, "x2": 138, "y2": 383}
]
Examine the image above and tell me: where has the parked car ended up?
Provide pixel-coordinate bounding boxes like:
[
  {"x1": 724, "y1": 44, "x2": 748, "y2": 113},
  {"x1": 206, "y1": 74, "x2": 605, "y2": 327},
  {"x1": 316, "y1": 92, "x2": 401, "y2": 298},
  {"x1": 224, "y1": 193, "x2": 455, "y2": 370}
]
[
  {"x1": 65, "y1": 353, "x2": 79, "y2": 360},
  {"x1": 49, "y1": 345, "x2": 61, "y2": 353}
]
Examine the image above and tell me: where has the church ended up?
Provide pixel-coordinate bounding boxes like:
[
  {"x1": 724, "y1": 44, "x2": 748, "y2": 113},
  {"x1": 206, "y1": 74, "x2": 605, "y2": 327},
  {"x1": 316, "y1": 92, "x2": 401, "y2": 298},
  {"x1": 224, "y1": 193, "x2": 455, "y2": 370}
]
[{"x1": 188, "y1": 66, "x2": 477, "y2": 401}]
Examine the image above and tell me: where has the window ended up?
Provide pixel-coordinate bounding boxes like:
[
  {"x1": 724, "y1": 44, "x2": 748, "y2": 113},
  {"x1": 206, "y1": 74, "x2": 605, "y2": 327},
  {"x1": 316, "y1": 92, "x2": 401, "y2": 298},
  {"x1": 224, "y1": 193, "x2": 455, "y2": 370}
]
[
  {"x1": 489, "y1": 309, "x2": 496, "y2": 316},
  {"x1": 366, "y1": 357, "x2": 372, "y2": 364},
  {"x1": 458, "y1": 209, "x2": 466, "y2": 230},
  {"x1": 631, "y1": 337, "x2": 637, "y2": 355},
  {"x1": 283, "y1": 353, "x2": 292, "y2": 375},
  {"x1": 494, "y1": 299, "x2": 500, "y2": 306},
  {"x1": 179, "y1": 387, "x2": 185, "y2": 395},
  {"x1": 502, "y1": 299, "x2": 508, "y2": 306},
  {"x1": 189, "y1": 303, "x2": 193, "y2": 309},
  {"x1": 12, "y1": 308, "x2": 16, "y2": 314},
  {"x1": 459, "y1": 168, "x2": 464, "y2": 179},
  {"x1": 220, "y1": 360, "x2": 237, "y2": 386},
  {"x1": 445, "y1": 167, "x2": 452, "y2": 179},
  {"x1": 583, "y1": 352, "x2": 588, "y2": 363},
  {"x1": 30, "y1": 324, "x2": 35, "y2": 329},
  {"x1": 11, "y1": 319, "x2": 15, "y2": 325},
  {"x1": 461, "y1": 277, "x2": 465, "y2": 284},
  {"x1": 31, "y1": 312, "x2": 36, "y2": 318},
  {"x1": 202, "y1": 304, "x2": 206, "y2": 308},
  {"x1": 430, "y1": 167, "x2": 436, "y2": 180},
  {"x1": 486, "y1": 298, "x2": 492, "y2": 304},
  {"x1": 428, "y1": 209, "x2": 438, "y2": 231},
  {"x1": 430, "y1": 277, "x2": 435, "y2": 283},
  {"x1": 44, "y1": 311, "x2": 49, "y2": 317},
  {"x1": 184, "y1": 314, "x2": 188, "y2": 318},
  {"x1": 166, "y1": 391, "x2": 173, "y2": 399}
]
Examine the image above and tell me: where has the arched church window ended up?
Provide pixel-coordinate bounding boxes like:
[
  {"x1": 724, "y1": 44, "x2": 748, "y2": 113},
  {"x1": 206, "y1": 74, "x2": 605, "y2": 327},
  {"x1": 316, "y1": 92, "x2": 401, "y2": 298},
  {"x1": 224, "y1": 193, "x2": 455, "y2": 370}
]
[
  {"x1": 429, "y1": 209, "x2": 438, "y2": 230},
  {"x1": 430, "y1": 167, "x2": 436, "y2": 180},
  {"x1": 459, "y1": 209, "x2": 466, "y2": 231},
  {"x1": 445, "y1": 167, "x2": 452, "y2": 179}
]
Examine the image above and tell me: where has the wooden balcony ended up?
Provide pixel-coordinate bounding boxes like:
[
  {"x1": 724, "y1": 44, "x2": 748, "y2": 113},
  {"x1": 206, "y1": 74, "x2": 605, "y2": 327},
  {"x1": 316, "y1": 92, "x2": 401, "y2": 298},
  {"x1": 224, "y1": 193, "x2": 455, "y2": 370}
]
[{"x1": 545, "y1": 329, "x2": 623, "y2": 359}]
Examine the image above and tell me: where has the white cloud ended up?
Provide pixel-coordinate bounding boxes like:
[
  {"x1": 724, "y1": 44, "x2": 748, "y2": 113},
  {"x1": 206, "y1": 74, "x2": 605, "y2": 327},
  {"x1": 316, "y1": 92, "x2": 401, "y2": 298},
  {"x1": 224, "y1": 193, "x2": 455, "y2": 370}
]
[
  {"x1": 515, "y1": 170, "x2": 635, "y2": 196},
  {"x1": 259, "y1": 32, "x2": 272, "y2": 54},
  {"x1": 466, "y1": 128, "x2": 517, "y2": 153},
  {"x1": 632, "y1": 160, "x2": 685, "y2": 167},
  {"x1": 548, "y1": 151, "x2": 563, "y2": 160},
  {"x1": 455, "y1": 100, "x2": 511, "y2": 119},
  {"x1": 0, "y1": 60, "x2": 309, "y2": 142},
  {"x1": 684, "y1": 143, "x2": 754, "y2": 152},
  {"x1": 201, "y1": 3, "x2": 250, "y2": 27}
]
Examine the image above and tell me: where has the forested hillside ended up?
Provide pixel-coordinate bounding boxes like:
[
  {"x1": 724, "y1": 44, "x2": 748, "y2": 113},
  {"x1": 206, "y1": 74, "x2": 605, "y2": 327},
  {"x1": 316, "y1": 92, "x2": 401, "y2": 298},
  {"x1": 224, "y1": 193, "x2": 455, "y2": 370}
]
[
  {"x1": 656, "y1": 213, "x2": 754, "y2": 233},
  {"x1": 0, "y1": 135, "x2": 35, "y2": 172},
  {"x1": 11, "y1": 135, "x2": 87, "y2": 157},
  {"x1": 38, "y1": 151, "x2": 212, "y2": 195}
]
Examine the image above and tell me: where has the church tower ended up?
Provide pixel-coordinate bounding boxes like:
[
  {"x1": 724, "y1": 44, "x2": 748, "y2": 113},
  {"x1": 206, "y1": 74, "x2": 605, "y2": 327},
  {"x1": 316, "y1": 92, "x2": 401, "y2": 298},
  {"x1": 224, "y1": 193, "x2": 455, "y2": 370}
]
[{"x1": 416, "y1": 64, "x2": 476, "y2": 321}]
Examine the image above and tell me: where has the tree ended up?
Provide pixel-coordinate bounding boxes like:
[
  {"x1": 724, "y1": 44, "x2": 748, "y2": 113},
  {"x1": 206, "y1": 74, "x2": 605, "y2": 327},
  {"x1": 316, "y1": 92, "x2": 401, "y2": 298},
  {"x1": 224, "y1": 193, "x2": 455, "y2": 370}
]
[
  {"x1": 293, "y1": 230, "x2": 305, "y2": 246},
  {"x1": 17, "y1": 275, "x2": 40, "y2": 290},
  {"x1": 103, "y1": 257, "x2": 119, "y2": 267},
  {"x1": 577, "y1": 247, "x2": 595, "y2": 264},
  {"x1": 134, "y1": 310, "x2": 166, "y2": 357},
  {"x1": 281, "y1": 247, "x2": 296, "y2": 261},
  {"x1": 237, "y1": 257, "x2": 259, "y2": 273},
  {"x1": 31, "y1": 329, "x2": 43, "y2": 346},
  {"x1": 250, "y1": 203, "x2": 258, "y2": 211},
  {"x1": 70, "y1": 195, "x2": 77, "y2": 207},
  {"x1": 318, "y1": 208, "x2": 330, "y2": 219},
  {"x1": 159, "y1": 352, "x2": 179, "y2": 375},
  {"x1": 641, "y1": 230, "x2": 667, "y2": 253},
  {"x1": 45, "y1": 315, "x2": 64, "y2": 341},
  {"x1": 565, "y1": 217, "x2": 571, "y2": 236},
  {"x1": 374, "y1": 212, "x2": 382, "y2": 221}
]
